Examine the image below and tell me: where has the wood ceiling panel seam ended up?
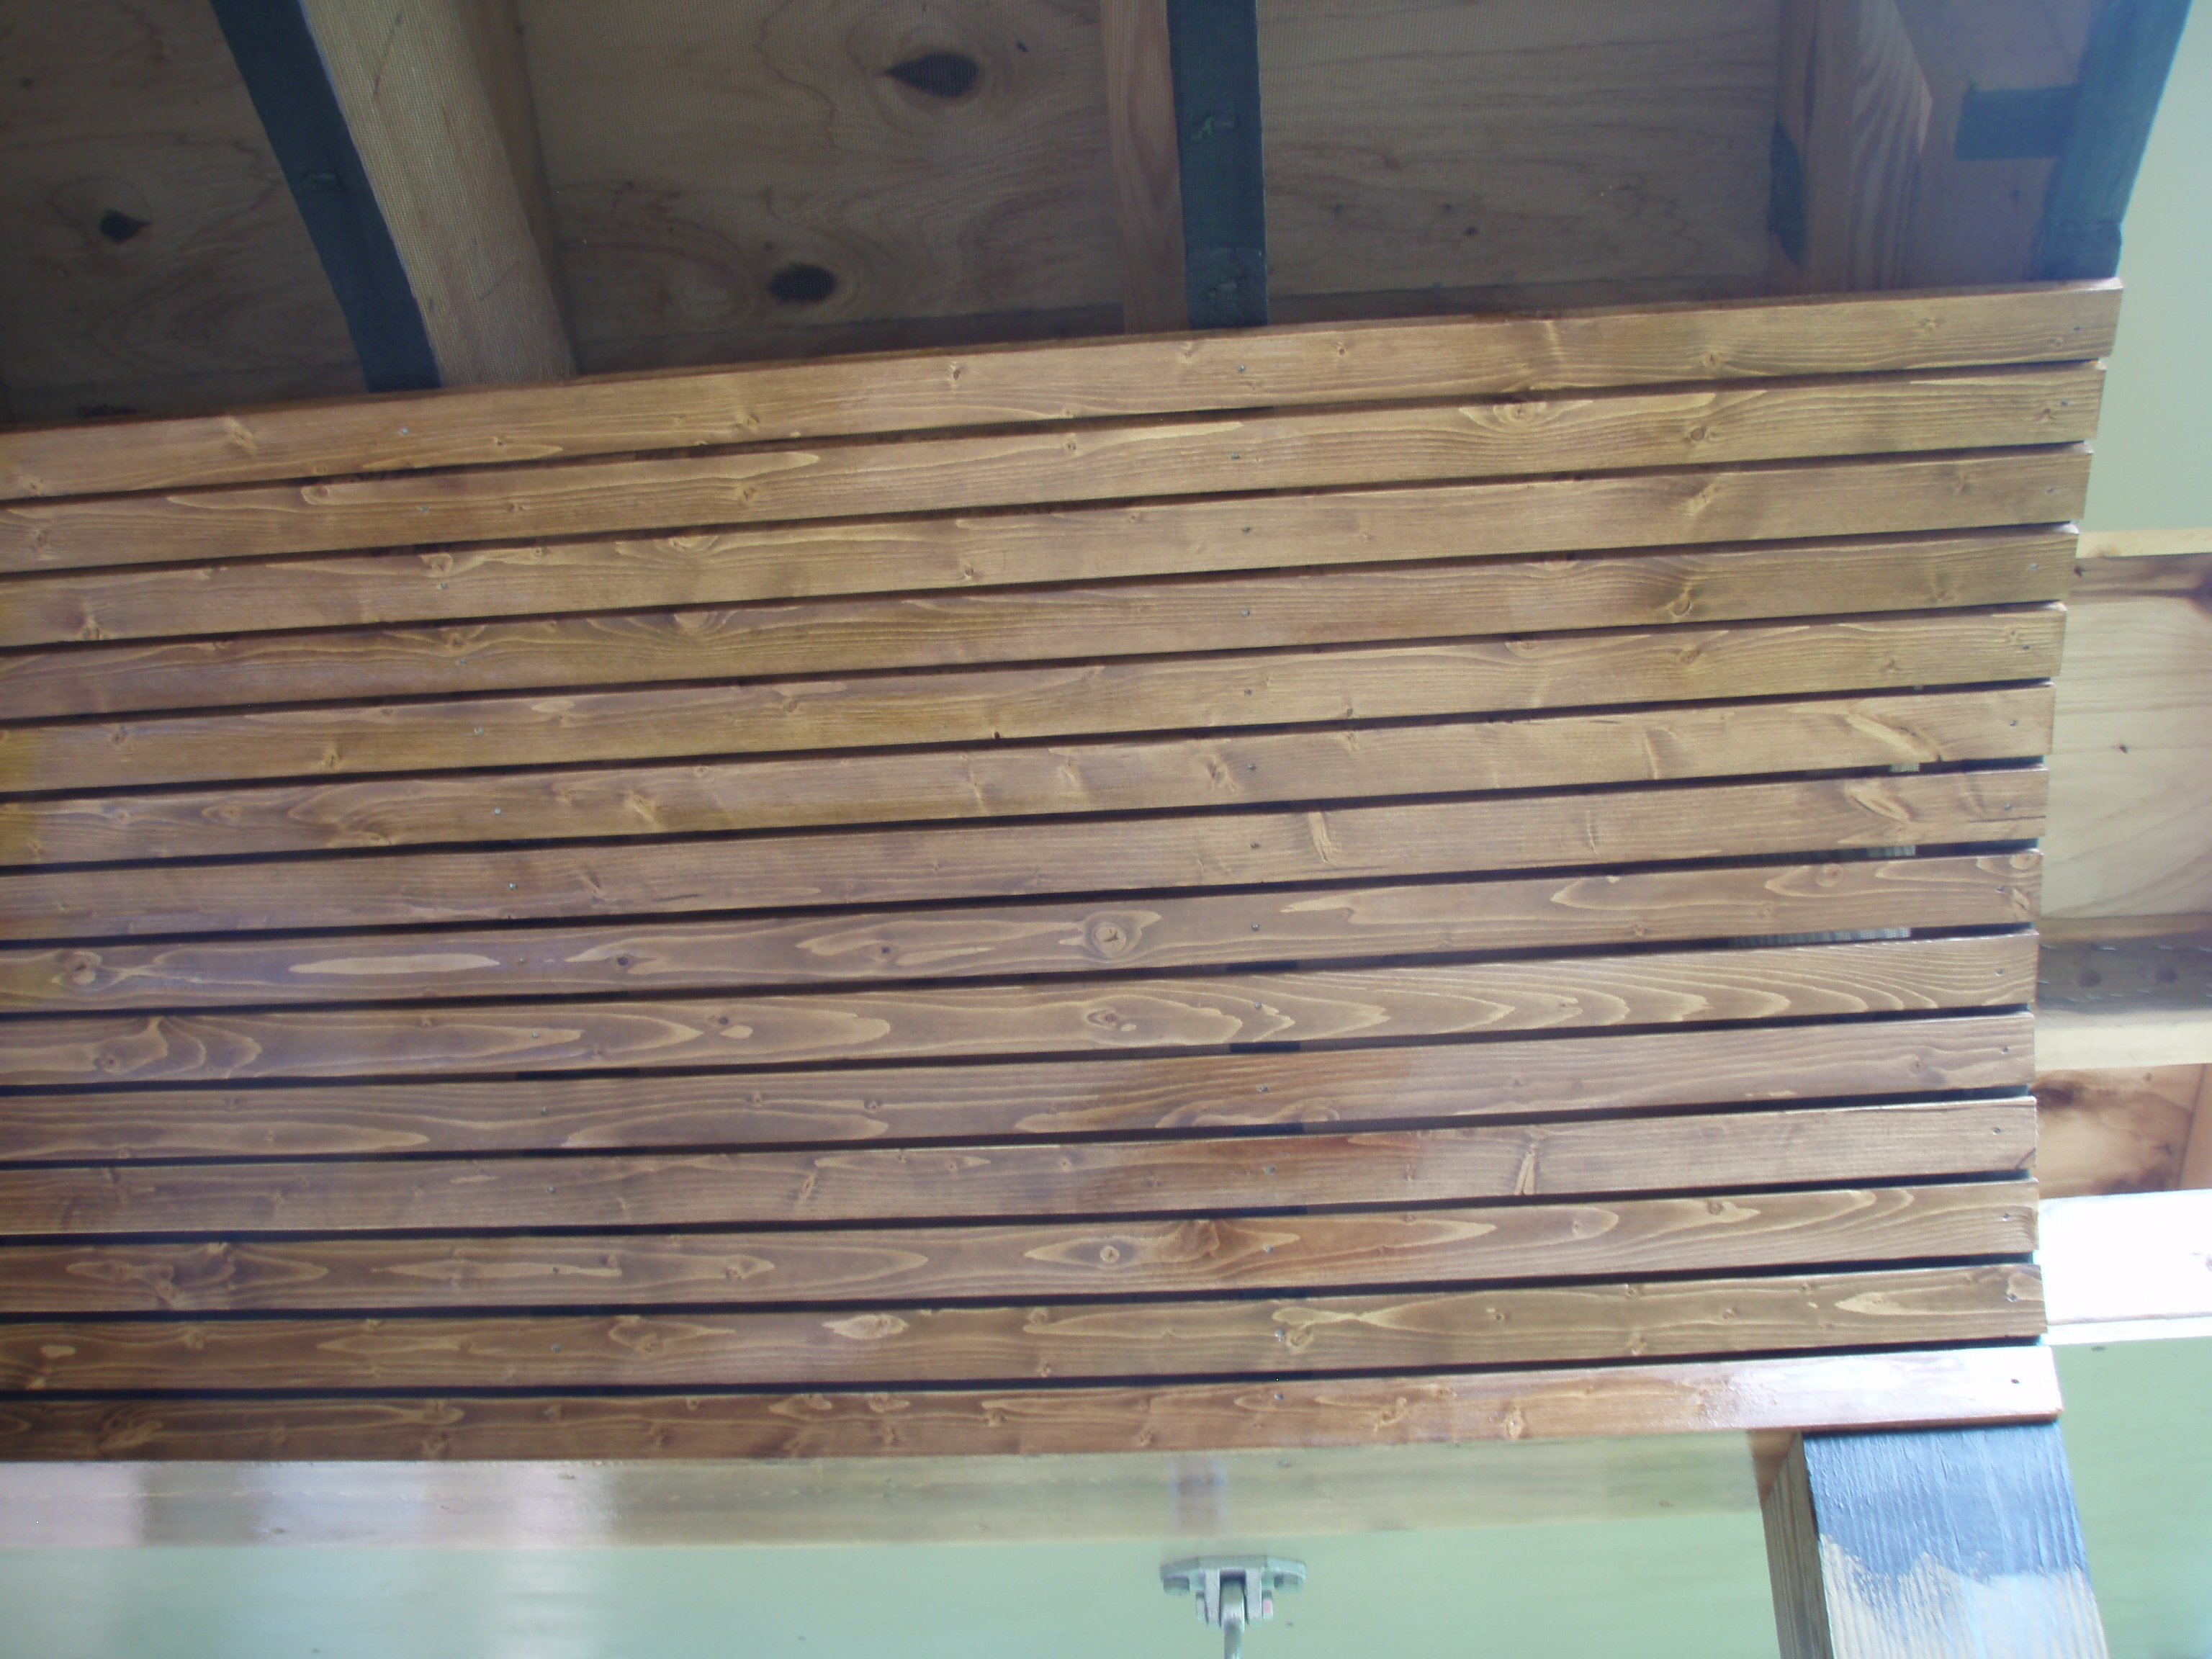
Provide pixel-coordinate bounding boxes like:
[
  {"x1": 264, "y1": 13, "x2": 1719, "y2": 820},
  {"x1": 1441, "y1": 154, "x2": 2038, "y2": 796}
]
[
  {"x1": 0, "y1": 1265, "x2": 2045, "y2": 1392},
  {"x1": 0, "y1": 609, "x2": 2067, "y2": 794},
  {"x1": 0, "y1": 1112, "x2": 2039, "y2": 1222},
  {"x1": 0, "y1": 935, "x2": 2040, "y2": 1087},
  {"x1": 0, "y1": 531, "x2": 2080, "y2": 720},
  {"x1": 0, "y1": 287, "x2": 2121, "y2": 503},
  {"x1": 0, "y1": 364, "x2": 2105, "y2": 572},
  {"x1": 0, "y1": 771, "x2": 2050, "y2": 941},
  {"x1": 0, "y1": 687, "x2": 2059, "y2": 868},
  {"x1": 0, "y1": 1012, "x2": 2041, "y2": 1164},
  {"x1": 0, "y1": 452, "x2": 2090, "y2": 647}
]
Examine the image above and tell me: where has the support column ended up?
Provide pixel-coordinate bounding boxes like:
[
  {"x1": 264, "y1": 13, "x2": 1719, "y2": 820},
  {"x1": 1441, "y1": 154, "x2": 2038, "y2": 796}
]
[{"x1": 1763, "y1": 1422, "x2": 2107, "y2": 1658}]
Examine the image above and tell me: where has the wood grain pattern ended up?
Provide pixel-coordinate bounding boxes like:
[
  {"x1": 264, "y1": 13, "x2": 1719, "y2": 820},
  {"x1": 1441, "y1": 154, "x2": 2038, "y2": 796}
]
[
  {"x1": 0, "y1": 1012, "x2": 2039, "y2": 1163},
  {"x1": 0, "y1": 365, "x2": 2103, "y2": 572},
  {"x1": 0, "y1": 936, "x2": 2041, "y2": 1086},
  {"x1": 0, "y1": 856, "x2": 2037, "y2": 1014},
  {"x1": 0, "y1": 1098, "x2": 2038, "y2": 1236},
  {"x1": 0, "y1": 1184, "x2": 2034, "y2": 1314},
  {"x1": 0, "y1": 610, "x2": 2066, "y2": 793},
  {"x1": 0, "y1": 688, "x2": 2056, "y2": 868},
  {"x1": 2041, "y1": 548, "x2": 2212, "y2": 919},
  {"x1": 2034, "y1": 1066, "x2": 2202, "y2": 1197},
  {"x1": 0, "y1": 1346, "x2": 2064, "y2": 1460},
  {"x1": 0, "y1": 1266, "x2": 2043, "y2": 1392},
  {"x1": 0, "y1": 0, "x2": 362, "y2": 418},
  {"x1": 1265, "y1": 0, "x2": 1776, "y2": 297},
  {"x1": 0, "y1": 286, "x2": 2118, "y2": 502},
  {"x1": 0, "y1": 771, "x2": 2049, "y2": 940},
  {"x1": 0, "y1": 451, "x2": 2087, "y2": 649},
  {"x1": 0, "y1": 530, "x2": 2075, "y2": 720}
]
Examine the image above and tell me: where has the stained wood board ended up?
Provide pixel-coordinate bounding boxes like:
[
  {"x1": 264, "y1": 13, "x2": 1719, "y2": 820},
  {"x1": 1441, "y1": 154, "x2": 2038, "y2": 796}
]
[
  {"x1": 0, "y1": 364, "x2": 2105, "y2": 570},
  {"x1": 0, "y1": 1101, "x2": 2036, "y2": 1234},
  {"x1": 0, "y1": 1265, "x2": 2044, "y2": 1391},
  {"x1": 0, "y1": 772, "x2": 2050, "y2": 938},
  {"x1": 0, "y1": 453, "x2": 2091, "y2": 650},
  {"x1": 0, "y1": 287, "x2": 2116, "y2": 502},
  {"x1": 0, "y1": 691, "x2": 2057, "y2": 867},
  {"x1": 0, "y1": 1011, "x2": 2039, "y2": 1163}
]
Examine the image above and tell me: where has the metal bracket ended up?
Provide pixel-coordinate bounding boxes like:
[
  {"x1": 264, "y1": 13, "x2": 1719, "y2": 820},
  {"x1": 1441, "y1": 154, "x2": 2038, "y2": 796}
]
[{"x1": 1161, "y1": 1557, "x2": 1306, "y2": 1659}]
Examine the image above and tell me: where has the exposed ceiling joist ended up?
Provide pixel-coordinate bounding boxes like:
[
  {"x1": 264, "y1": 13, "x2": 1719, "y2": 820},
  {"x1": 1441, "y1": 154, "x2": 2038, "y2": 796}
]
[
  {"x1": 213, "y1": 0, "x2": 574, "y2": 390},
  {"x1": 1100, "y1": 0, "x2": 1186, "y2": 332}
]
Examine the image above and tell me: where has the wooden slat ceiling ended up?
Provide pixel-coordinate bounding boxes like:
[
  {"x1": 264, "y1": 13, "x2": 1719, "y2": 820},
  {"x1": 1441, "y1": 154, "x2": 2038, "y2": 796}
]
[{"x1": 0, "y1": 282, "x2": 2110, "y2": 1458}]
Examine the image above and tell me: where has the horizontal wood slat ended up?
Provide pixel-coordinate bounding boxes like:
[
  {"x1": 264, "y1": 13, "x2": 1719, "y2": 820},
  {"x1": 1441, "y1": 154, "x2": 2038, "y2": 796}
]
[
  {"x1": 0, "y1": 452, "x2": 2087, "y2": 651},
  {"x1": 0, "y1": 935, "x2": 2039, "y2": 1087},
  {"x1": 0, "y1": 530, "x2": 2075, "y2": 721},
  {"x1": 0, "y1": 1266, "x2": 2044, "y2": 1391},
  {"x1": 0, "y1": 285, "x2": 2118, "y2": 502},
  {"x1": 0, "y1": 1346, "x2": 2067, "y2": 1460},
  {"x1": 0, "y1": 1012, "x2": 2039, "y2": 1164},
  {"x1": 0, "y1": 288, "x2": 2094, "y2": 1448},
  {"x1": 0, "y1": 856, "x2": 2038, "y2": 1014},
  {"x1": 0, "y1": 1100, "x2": 2037, "y2": 1236},
  {"x1": 0, "y1": 688, "x2": 2057, "y2": 868},
  {"x1": 0, "y1": 366, "x2": 2103, "y2": 573},
  {"x1": 0, "y1": 610, "x2": 2064, "y2": 793},
  {"x1": 0, "y1": 1184, "x2": 2035, "y2": 1314},
  {"x1": 0, "y1": 771, "x2": 2049, "y2": 942}
]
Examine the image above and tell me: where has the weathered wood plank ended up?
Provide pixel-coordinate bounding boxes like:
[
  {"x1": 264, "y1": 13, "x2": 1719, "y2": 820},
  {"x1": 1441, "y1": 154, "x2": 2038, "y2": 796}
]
[
  {"x1": 0, "y1": 1346, "x2": 2066, "y2": 1460},
  {"x1": 0, "y1": 1099, "x2": 2037, "y2": 1236},
  {"x1": 0, "y1": 454, "x2": 2089, "y2": 652},
  {"x1": 0, "y1": 771, "x2": 2048, "y2": 940},
  {"x1": 0, "y1": 610, "x2": 2066, "y2": 793},
  {"x1": 2034, "y1": 1065, "x2": 2202, "y2": 1197},
  {"x1": 0, "y1": 688, "x2": 2056, "y2": 868},
  {"x1": 0, "y1": 1266, "x2": 2043, "y2": 1391},
  {"x1": 0, "y1": 366, "x2": 2104, "y2": 572},
  {"x1": 1765, "y1": 1424, "x2": 2107, "y2": 1659},
  {"x1": 0, "y1": 287, "x2": 2118, "y2": 503},
  {"x1": 0, "y1": 1012, "x2": 2038, "y2": 1163},
  {"x1": 0, "y1": 530, "x2": 2075, "y2": 720},
  {"x1": 0, "y1": 855, "x2": 2038, "y2": 1014},
  {"x1": 0, "y1": 936, "x2": 2041, "y2": 1086},
  {"x1": 0, "y1": 1184, "x2": 2033, "y2": 1315}
]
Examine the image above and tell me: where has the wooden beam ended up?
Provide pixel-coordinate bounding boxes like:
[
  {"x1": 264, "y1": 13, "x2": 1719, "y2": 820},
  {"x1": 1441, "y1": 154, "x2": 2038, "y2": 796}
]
[
  {"x1": 2036, "y1": 0, "x2": 2195, "y2": 278},
  {"x1": 2042, "y1": 543, "x2": 2212, "y2": 920},
  {"x1": 1166, "y1": 0, "x2": 1267, "y2": 327},
  {"x1": 292, "y1": 0, "x2": 573, "y2": 385},
  {"x1": 1763, "y1": 1424, "x2": 2106, "y2": 1658},
  {"x1": 1102, "y1": 0, "x2": 1186, "y2": 331},
  {"x1": 2035, "y1": 926, "x2": 2212, "y2": 1070},
  {"x1": 207, "y1": 0, "x2": 441, "y2": 390}
]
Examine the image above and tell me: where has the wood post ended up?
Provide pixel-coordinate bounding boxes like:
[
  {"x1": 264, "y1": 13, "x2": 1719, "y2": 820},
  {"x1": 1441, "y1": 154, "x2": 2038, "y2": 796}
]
[{"x1": 1763, "y1": 1423, "x2": 2108, "y2": 1658}]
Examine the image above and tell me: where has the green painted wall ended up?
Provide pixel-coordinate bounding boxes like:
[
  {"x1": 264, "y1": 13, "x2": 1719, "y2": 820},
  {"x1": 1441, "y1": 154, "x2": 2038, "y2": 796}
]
[{"x1": 2082, "y1": 0, "x2": 2212, "y2": 529}]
